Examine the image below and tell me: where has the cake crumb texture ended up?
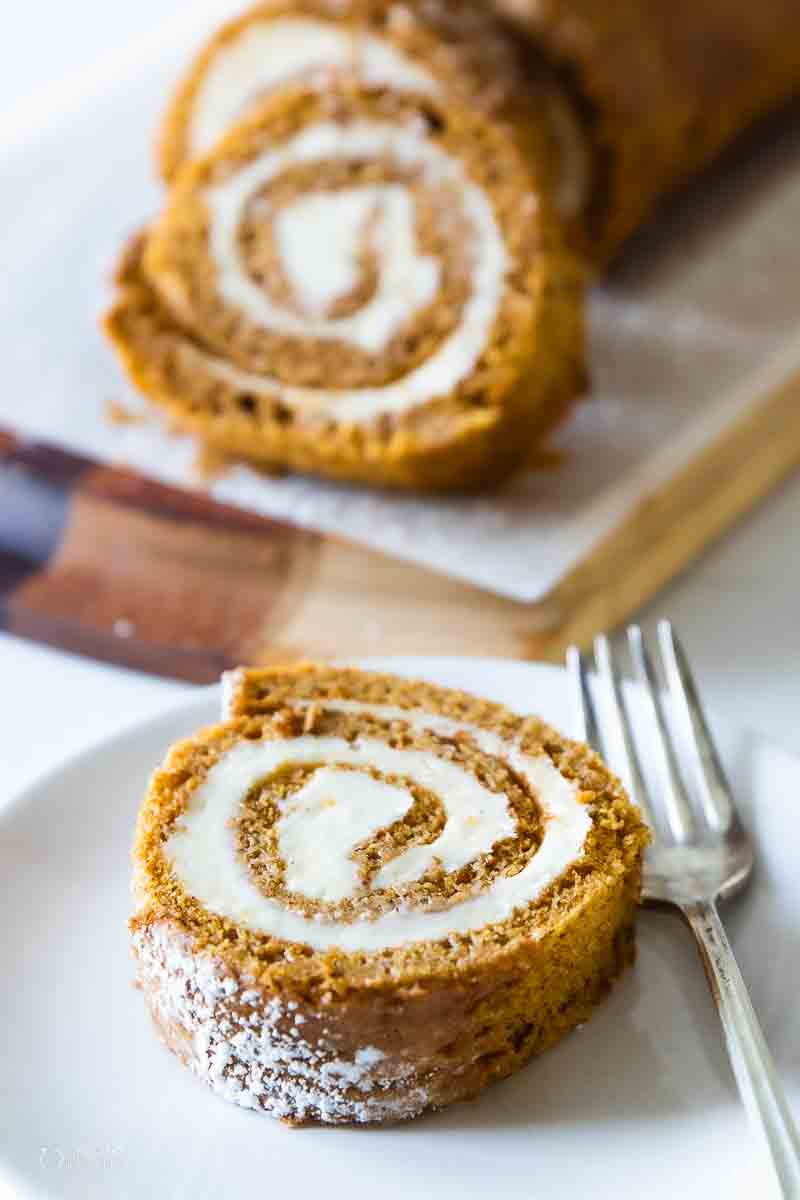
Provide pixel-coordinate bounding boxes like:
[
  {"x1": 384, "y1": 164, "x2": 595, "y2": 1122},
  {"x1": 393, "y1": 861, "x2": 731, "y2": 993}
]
[{"x1": 131, "y1": 664, "x2": 648, "y2": 1123}]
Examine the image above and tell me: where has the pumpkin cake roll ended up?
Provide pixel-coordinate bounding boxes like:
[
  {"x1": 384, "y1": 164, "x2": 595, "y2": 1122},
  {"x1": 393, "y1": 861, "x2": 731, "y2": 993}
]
[
  {"x1": 106, "y1": 84, "x2": 584, "y2": 490},
  {"x1": 495, "y1": 0, "x2": 800, "y2": 261},
  {"x1": 157, "y1": 0, "x2": 800, "y2": 265},
  {"x1": 131, "y1": 665, "x2": 648, "y2": 1124},
  {"x1": 157, "y1": 0, "x2": 593, "y2": 232}
]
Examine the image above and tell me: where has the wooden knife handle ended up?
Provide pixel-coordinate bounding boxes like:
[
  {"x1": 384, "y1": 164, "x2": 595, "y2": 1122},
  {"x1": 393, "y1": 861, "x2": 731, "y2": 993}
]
[{"x1": 0, "y1": 429, "x2": 321, "y2": 682}]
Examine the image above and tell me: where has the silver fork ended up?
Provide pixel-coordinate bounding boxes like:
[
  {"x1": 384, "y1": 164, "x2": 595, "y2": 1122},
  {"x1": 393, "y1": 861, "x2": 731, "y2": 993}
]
[{"x1": 567, "y1": 621, "x2": 800, "y2": 1198}]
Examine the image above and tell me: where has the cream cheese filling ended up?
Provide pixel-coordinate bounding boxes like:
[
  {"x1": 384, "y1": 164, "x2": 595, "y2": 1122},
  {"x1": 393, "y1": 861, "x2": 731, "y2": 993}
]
[
  {"x1": 165, "y1": 704, "x2": 591, "y2": 951},
  {"x1": 188, "y1": 17, "x2": 439, "y2": 158},
  {"x1": 203, "y1": 119, "x2": 508, "y2": 422}
]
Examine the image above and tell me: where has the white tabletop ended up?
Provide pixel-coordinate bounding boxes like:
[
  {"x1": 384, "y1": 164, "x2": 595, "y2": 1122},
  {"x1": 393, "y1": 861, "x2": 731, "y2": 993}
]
[{"x1": 1, "y1": 1, "x2": 798, "y2": 800}]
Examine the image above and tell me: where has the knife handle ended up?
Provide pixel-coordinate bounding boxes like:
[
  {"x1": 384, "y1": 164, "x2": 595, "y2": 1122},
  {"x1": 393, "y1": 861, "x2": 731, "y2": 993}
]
[{"x1": 0, "y1": 429, "x2": 319, "y2": 682}]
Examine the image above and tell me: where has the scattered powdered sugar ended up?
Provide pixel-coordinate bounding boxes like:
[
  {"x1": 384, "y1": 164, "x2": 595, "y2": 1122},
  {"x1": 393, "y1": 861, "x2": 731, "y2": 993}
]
[
  {"x1": 131, "y1": 921, "x2": 430, "y2": 1123},
  {"x1": 219, "y1": 668, "x2": 245, "y2": 720}
]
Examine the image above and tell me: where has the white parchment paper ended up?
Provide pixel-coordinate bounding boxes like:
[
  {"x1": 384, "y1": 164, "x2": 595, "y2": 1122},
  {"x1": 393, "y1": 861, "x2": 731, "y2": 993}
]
[{"x1": 2, "y1": 5, "x2": 799, "y2": 603}]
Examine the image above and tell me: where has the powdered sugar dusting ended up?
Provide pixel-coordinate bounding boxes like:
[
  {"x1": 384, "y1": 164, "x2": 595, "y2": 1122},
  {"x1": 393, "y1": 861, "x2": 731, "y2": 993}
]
[
  {"x1": 131, "y1": 922, "x2": 429, "y2": 1123},
  {"x1": 219, "y1": 668, "x2": 244, "y2": 720}
]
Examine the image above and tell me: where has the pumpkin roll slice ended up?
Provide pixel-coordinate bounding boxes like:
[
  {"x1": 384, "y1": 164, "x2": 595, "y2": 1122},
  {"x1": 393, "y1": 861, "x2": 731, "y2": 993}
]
[
  {"x1": 106, "y1": 87, "x2": 585, "y2": 491},
  {"x1": 158, "y1": 0, "x2": 800, "y2": 267},
  {"x1": 131, "y1": 664, "x2": 648, "y2": 1125},
  {"x1": 158, "y1": 0, "x2": 592, "y2": 234}
]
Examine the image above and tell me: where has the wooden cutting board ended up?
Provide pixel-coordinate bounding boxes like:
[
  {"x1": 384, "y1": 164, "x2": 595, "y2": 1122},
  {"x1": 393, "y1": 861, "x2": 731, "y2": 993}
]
[{"x1": 3, "y1": 355, "x2": 799, "y2": 683}]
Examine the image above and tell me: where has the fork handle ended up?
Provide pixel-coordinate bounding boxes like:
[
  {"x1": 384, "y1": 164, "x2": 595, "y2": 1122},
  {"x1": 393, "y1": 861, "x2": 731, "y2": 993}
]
[{"x1": 684, "y1": 900, "x2": 800, "y2": 1197}]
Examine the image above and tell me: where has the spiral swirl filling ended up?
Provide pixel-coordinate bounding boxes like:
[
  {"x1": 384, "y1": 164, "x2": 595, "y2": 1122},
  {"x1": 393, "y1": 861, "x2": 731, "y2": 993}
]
[
  {"x1": 164, "y1": 704, "x2": 591, "y2": 951},
  {"x1": 155, "y1": 109, "x2": 511, "y2": 423}
]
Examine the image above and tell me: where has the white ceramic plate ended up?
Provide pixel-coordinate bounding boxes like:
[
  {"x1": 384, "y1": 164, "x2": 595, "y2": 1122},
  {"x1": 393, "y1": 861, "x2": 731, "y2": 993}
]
[{"x1": 0, "y1": 657, "x2": 797, "y2": 1200}]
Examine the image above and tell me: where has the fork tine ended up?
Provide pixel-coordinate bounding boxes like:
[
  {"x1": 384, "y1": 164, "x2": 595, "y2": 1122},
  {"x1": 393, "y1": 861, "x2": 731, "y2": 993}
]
[
  {"x1": 593, "y1": 635, "x2": 658, "y2": 833},
  {"x1": 627, "y1": 625, "x2": 696, "y2": 843},
  {"x1": 566, "y1": 645, "x2": 601, "y2": 751},
  {"x1": 657, "y1": 620, "x2": 735, "y2": 834}
]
